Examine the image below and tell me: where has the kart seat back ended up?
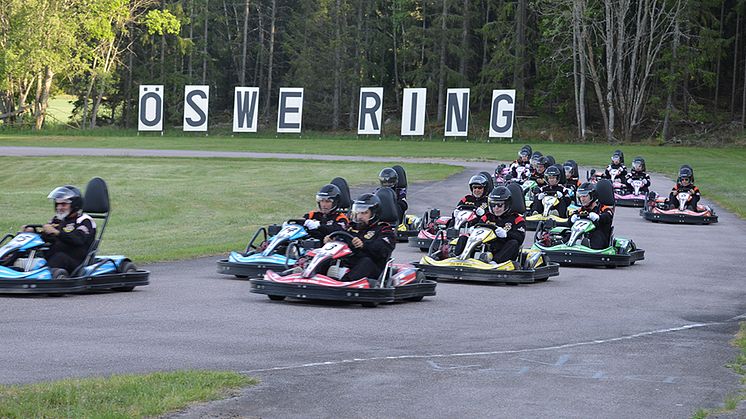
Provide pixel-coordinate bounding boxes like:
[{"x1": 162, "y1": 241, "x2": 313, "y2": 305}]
[
  {"x1": 595, "y1": 179, "x2": 615, "y2": 207},
  {"x1": 375, "y1": 187, "x2": 401, "y2": 225},
  {"x1": 392, "y1": 165, "x2": 408, "y2": 189},
  {"x1": 74, "y1": 177, "x2": 110, "y2": 275},
  {"x1": 545, "y1": 155, "x2": 556, "y2": 167},
  {"x1": 479, "y1": 171, "x2": 495, "y2": 195},
  {"x1": 507, "y1": 182, "x2": 526, "y2": 214},
  {"x1": 330, "y1": 177, "x2": 352, "y2": 212}
]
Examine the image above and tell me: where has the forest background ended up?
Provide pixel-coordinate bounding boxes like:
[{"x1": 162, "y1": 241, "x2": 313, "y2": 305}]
[{"x1": 2, "y1": 0, "x2": 746, "y2": 145}]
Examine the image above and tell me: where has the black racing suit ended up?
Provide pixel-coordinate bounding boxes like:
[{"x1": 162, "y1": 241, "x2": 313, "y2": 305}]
[
  {"x1": 343, "y1": 221, "x2": 396, "y2": 281},
  {"x1": 453, "y1": 195, "x2": 488, "y2": 228},
  {"x1": 668, "y1": 184, "x2": 701, "y2": 211},
  {"x1": 478, "y1": 211, "x2": 526, "y2": 263},
  {"x1": 624, "y1": 171, "x2": 651, "y2": 194},
  {"x1": 43, "y1": 213, "x2": 96, "y2": 273},
  {"x1": 602, "y1": 164, "x2": 628, "y2": 183},
  {"x1": 303, "y1": 210, "x2": 349, "y2": 240},
  {"x1": 529, "y1": 170, "x2": 547, "y2": 187},
  {"x1": 509, "y1": 160, "x2": 531, "y2": 180},
  {"x1": 575, "y1": 203, "x2": 614, "y2": 249},
  {"x1": 530, "y1": 184, "x2": 571, "y2": 217}
]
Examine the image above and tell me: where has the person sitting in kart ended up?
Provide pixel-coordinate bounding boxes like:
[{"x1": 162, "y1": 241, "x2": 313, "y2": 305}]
[
  {"x1": 563, "y1": 160, "x2": 581, "y2": 194},
  {"x1": 510, "y1": 144, "x2": 532, "y2": 179},
  {"x1": 529, "y1": 156, "x2": 550, "y2": 187},
  {"x1": 601, "y1": 149, "x2": 628, "y2": 183},
  {"x1": 624, "y1": 156, "x2": 651, "y2": 194},
  {"x1": 23, "y1": 185, "x2": 96, "y2": 274},
  {"x1": 324, "y1": 193, "x2": 395, "y2": 282},
  {"x1": 377, "y1": 167, "x2": 408, "y2": 217},
  {"x1": 303, "y1": 184, "x2": 350, "y2": 240},
  {"x1": 667, "y1": 166, "x2": 701, "y2": 211},
  {"x1": 457, "y1": 173, "x2": 490, "y2": 212},
  {"x1": 478, "y1": 186, "x2": 527, "y2": 263},
  {"x1": 571, "y1": 182, "x2": 614, "y2": 249},
  {"x1": 530, "y1": 165, "x2": 571, "y2": 217}
]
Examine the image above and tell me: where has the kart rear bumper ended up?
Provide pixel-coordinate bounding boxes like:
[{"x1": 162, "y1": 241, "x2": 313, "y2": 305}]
[
  {"x1": 0, "y1": 270, "x2": 149, "y2": 294},
  {"x1": 216, "y1": 259, "x2": 286, "y2": 278},
  {"x1": 412, "y1": 262, "x2": 559, "y2": 284},
  {"x1": 408, "y1": 236, "x2": 433, "y2": 251},
  {"x1": 541, "y1": 249, "x2": 644, "y2": 267},
  {"x1": 249, "y1": 279, "x2": 436, "y2": 303},
  {"x1": 641, "y1": 209, "x2": 718, "y2": 224},
  {"x1": 615, "y1": 197, "x2": 645, "y2": 207}
]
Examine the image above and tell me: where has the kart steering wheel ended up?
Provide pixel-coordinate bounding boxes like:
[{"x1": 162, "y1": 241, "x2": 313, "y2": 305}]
[
  {"x1": 285, "y1": 219, "x2": 308, "y2": 225},
  {"x1": 327, "y1": 230, "x2": 357, "y2": 247},
  {"x1": 21, "y1": 224, "x2": 44, "y2": 234}
]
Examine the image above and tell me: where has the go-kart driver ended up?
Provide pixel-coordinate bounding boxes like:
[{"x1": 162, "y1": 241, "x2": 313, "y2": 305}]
[
  {"x1": 529, "y1": 156, "x2": 550, "y2": 187},
  {"x1": 377, "y1": 167, "x2": 408, "y2": 216},
  {"x1": 324, "y1": 193, "x2": 395, "y2": 282},
  {"x1": 602, "y1": 149, "x2": 628, "y2": 182},
  {"x1": 303, "y1": 184, "x2": 350, "y2": 240},
  {"x1": 457, "y1": 174, "x2": 490, "y2": 211},
  {"x1": 509, "y1": 145, "x2": 532, "y2": 179},
  {"x1": 480, "y1": 186, "x2": 527, "y2": 263},
  {"x1": 23, "y1": 185, "x2": 96, "y2": 273},
  {"x1": 530, "y1": 165, "x2": 571, "y2": 217},
  {"x1": 563, "y1": 160, "x2": 581, "y2": 192},
  {"x1": 624, "y1": 156, "x2": 651, "y2": 193},
  {"x1": 667, "y1": 166, "x2": 701, "y2": 211},
  {"x1": 571, "y1": 182, "x2": 614, "y2": 249}
]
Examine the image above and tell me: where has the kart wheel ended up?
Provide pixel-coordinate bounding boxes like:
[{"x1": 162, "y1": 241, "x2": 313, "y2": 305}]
[
  {"x1": 51, "y1": 268, "x2": 68, "y2": 279},
  {"x1": 268, "y1": 295, "x2": 286, "y2": 301},
  {"x1": 361, "y1": 302, "x2": 379, "y2": 308},
  {"x1": 112, "y1": 261, "x2": 136, "y2": 292},
  {"x1": 234, "y1": 275, "x2": 249, "y2": 279}
]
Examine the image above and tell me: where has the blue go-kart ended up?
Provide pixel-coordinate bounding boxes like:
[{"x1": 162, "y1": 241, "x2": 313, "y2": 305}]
[
  {"x1": 0, "y1": 177, "x2": 150, "y2": 295},
  {"x1": 216, "y1": 220, "x2": 322, "y2": 279}
]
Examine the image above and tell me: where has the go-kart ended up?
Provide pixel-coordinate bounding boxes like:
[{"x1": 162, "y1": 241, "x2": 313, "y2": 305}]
[
  {"x1": 531, "y1": 179, "x2": 645, "y2": 268},
  {"x1": 414, "y1": 225, "x2": 559, "y2": 284},
  {"x1": 640, "y1": 190, "x2": 718, "y2": 224},
  {"x1": 0, "y1": 177, "x2": 149, "y2": 294},
  {"x1": 414, "y1": 182, "x2": 559, "y2": 284},
  {"x1": 525, "y1": 194, "x2": 572, "y2": 231},
  {"x1": 615, "y1": 178, "x2": 647, "y2": 207},
  {"x1": 408, "y1": 204, "x2": 481, "y2": 252},
  {"x1": 250, "y1": 231, "x2": 436, "y2": 307},
  {"x1": 216, "y1": 220, "x2": 319, "y2": 279}
]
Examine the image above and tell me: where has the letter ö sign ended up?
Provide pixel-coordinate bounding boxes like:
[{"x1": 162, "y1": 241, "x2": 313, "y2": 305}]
[{"x1": 138, "y1": 85, "x2": 516, "y2": 138}]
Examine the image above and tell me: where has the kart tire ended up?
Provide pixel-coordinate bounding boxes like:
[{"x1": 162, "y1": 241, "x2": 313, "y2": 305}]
[
  {"x1": 112, "y1": 261, "x2": 136, "y2": 292},
  {"x1": 234, "y1": 275, "x2": 249, "y2": 279},
  {"x1": 51, "y1": 268, "x2": 68, "y2": 279},
  {"x1": 268, "y1": 295, "x2": 286, "y2": 301},
  {"x1": 404, "y1": 296, "x2": 424, "y2": 302},
  {"x1": 361, "y1": 302, "x2": 379, "y2": 308}
]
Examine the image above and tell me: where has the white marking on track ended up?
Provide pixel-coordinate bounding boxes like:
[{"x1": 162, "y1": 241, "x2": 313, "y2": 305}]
[{"x1": 240, "y1": 314, "x2": 745, "y2": 374}]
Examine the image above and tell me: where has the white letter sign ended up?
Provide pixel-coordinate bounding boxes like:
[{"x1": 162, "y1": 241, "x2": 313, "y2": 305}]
[
  {"x1": 445, "y1": 88, "x2": 470, "y2": 137},
  {"x1": 138, "y1": 85, "x2": 163, "y2": 131},
  {"x1": 277, "y1": 88, "x2": 304, "y2": 133},
  {"x1": 401, "y1": 88, "x2": 426, "y2": 136},
  {"x1": 489, "y1": 89, "x2": 516, "y2": 138},
  {"x1": 358, "y1": 87, "x2": 384, "y2": 135},
  {"x1": 233, "y1": 87, "x2": 260, "y2": 132},
  {"x1": 183, "y1": 85, "x2": 209, "y2": 132}
]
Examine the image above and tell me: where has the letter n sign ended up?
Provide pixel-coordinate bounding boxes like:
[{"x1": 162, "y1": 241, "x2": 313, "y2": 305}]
[
  {"x1": 183, "y1": 85, "x2": 209, "y2": 132},
  {"x1": 138, "y1": 85, "x2": 163, "y2": 131},
  {"x1": 358, "y1": 87, "x2": 384, "y2": 135},
  {"x1": 489, "y1": 90, "x2": 516, "y2": 138},
  {"x1": 445, "y1": 88, "x2": 469, "y2": 137}
]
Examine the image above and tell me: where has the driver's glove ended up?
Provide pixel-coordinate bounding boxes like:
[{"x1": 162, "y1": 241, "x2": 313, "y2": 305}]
[
  {"x1": 588, "y1": 212, "x2": 600, "y2": 222},
  {"x1": 475, "y1": 207, "x2": 485, "y2": 216},
  {"x1": 495, "y1": 227, "x2": 508, "y2": 239},
  {"x1": 304, "y1": 219, "x2": 321, "y2": 230},
  {"x1": 570, "y1": 214, "x2": 579, "y2": 223},
  {"x1": 537, "y1": 193, "x2": 546, "y2": 200},
  {"x1": 555, "y1": 192, "x2": 563, "y2": 199}
]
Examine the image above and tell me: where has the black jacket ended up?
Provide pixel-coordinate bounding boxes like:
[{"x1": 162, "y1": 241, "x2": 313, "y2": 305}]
[
  {"x1": 44, "y1": 213, "x2": 96, "y2": 266},
  {"x1": 304, "y1": 210, "x2": 349, "y2": 239},
  {"x1": 349, "y1": 221, "x2": 396, "y2": 268},
  {"x1": 479, "y1": 211, "x2": 526, "y2": 244}
]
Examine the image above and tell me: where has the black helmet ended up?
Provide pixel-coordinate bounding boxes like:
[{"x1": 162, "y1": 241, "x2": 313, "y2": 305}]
[
  {"x1": 378, "y1": 167, "x2": 398, "y2": 188},
  {"x1": 576, "y1": 182, "x2": 597, "y2": 204},
  {"x1": 518, "y1": 145, "x2": 532, "y2": 160},
  {"x1": 563, "y1": 160, "x2": 578, "y2": 178},
  {"x1": 612, "y1": 149, "x2": 625, "y2": 164},
  {"x1": 488, "y1": 186, "x2": 512, "y2": 215},
  {"x1": 47, "y1": 185, "x2": 84, "y2": 213},
  {"x1": 632, "y1": 157, "x2": 646, "y2": 172},
  {"x1": 494, "y1": 163, "x2": 507, "y2": 176},
  {"x1": 316, "y1": 184, "x2": 341, "y2": 212},
  {"x1": 530, "y1": 151, "x2": 543, "y2": 167},
  {"x1": 536, "y1": 156, "x2": 550, "y2": 171},
  {"x1": 468, "y1": 174, "x2": 489, "y2": 194},
  {"x1": 678, "y1": 165, "x2": 693, "y2": 183},
  {"x1": 351, "y1": 193, "x2": 381, "y2": 228},
  {"x1": 544, "y1": 165, "x2": 561, "y2": 183}
]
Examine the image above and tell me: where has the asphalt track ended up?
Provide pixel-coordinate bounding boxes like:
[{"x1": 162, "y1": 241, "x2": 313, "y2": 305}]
[{"x1": 1, "y1": 147, "x2": 745, "y2": 418}]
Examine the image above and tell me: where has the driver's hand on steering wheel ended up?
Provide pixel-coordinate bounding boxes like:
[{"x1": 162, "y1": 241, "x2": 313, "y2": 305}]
[
  {"x1": 351, "y1": 237, "x2": 364, "y2": 249},
  {"x1": 323, "y1": 235, "x2": 332, "y2": 244},
  {"x1": 22, "y1": 225, "x2": 34, "y2": 233},
  {"x1": 42, "y1": 224, "x2": 59, "y2": 236}
]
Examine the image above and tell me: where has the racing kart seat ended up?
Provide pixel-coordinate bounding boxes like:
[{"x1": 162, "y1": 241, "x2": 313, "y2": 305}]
[
  {"x1": 392, "y1": 165, "x2": 408, "y2": 190},
  {"x1": 507, "y1": 182, "x2": 526, "y2": 214},
  {"x1": 330, "y1": 177, "x2": 352, "y2": 213},
  {"x1": 595, "y1": 179, "x2": 615, "y2": 207},
  {"x1": 72, "y1": 177, "x2": 110, "y2": 276},
  {"x1": 479, "y1": 171, "x2": 495, "y2": 195},
  {"x1": 375, "y1": 187, "x2": 401, "y2": 226},
  {"x1": 545, "y1": 155, "x2": 556, "y2": 167}
]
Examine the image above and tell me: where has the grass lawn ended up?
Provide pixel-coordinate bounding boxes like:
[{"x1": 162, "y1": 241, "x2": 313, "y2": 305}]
[
  {"x1": 0, "y1": 156, "x2": 459, "y2": 263},
  {"x1": 0, "y1": 370, "x2": 255, "y2": 418},
  {"x1": 1, "y1": 133, "x2": 745, "y2": 218}
]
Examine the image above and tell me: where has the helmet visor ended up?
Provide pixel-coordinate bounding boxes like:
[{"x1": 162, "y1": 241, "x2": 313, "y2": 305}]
[
  {"x1": 576, "y1": 188, "x2": 592, "y2": 197},
  {"x1": 47, "y1": 186, "x2": 77, "y2": 203},
  {"x1": 632, "y1": 161, "x2": 642, "y2": 171}
]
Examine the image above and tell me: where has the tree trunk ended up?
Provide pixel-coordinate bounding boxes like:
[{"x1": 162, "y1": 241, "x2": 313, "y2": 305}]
[
  {"x1": 188, "y1": 0, "x2": 194, "y2": 80},
  {"x1": 33, "y1": 66, "x2": 54, "y2": 130},
  {"x1": 349, "y1": 0, "x2": 363, "y2": 130},
  {"x1": 514, "y1": 0, "x2": 526, "y2": 108},
  {"x1": 436, "y1": 0, "x2": 448, "y2": 123},
  {"x1": 663, "y1": 18, "x2": 680, "y2": 140},
  {"x1": 332, "y1": 0, "x2": 342, "y2": 129},
  {"x1": 459, "y1": 0, "x2": 469, "y2": 78},
  {"x1": 714, "y1": 1, "x2": 725, "y2": 108},
  {"x1": 202, "y1": 0, "x2": 209, "y2": 85},
  {"x1": 264, "y1": 0, "x2": 276, "y2": 117},
  {"x1": 240, "y1": 0, "x2": 250, "y2": 86},
  {"x1": 604, "y1": 0, "x2": 615, "y2": 144},
  {"x1": 731, "y1": 10, "x2": 740, "y2": 119}
]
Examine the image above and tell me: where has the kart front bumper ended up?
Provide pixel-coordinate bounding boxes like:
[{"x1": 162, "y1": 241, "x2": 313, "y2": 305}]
[
  {"x1": 641, "y1": 209, "x2": 718, "y2": 224},
  {"x1": 216, "y1": 259, "x2": 288, "y2": 279},
  {"x1": 412, "y1": 262, "x2": 560, "y2": 284},
  {"x1": 249, "y1": 279, "x2": 436, "y2": 304}
]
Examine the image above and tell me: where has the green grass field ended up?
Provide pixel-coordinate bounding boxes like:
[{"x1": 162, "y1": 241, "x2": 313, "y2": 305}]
[
  {"x1": 0, "y1": 156, "x2": 459, "y2": 263},
  {"x1": 1, "y1": 133, "x2": 745, "y2": 218},
  {"x1": 0, "y1": 370, "x2": 255, "y2": 418}
]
